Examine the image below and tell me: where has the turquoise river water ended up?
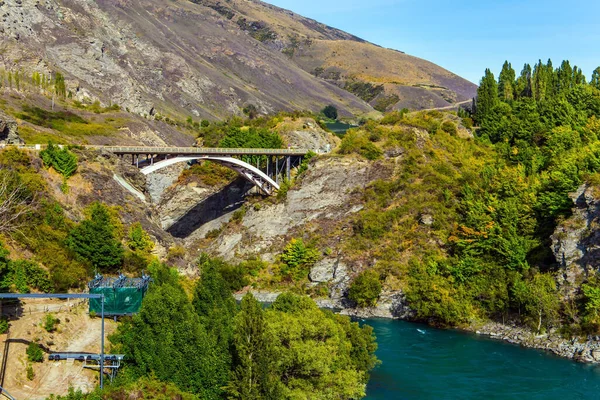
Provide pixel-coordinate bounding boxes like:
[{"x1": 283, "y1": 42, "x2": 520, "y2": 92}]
[{"x1": 364, "y1": 318, "x2": 600, "y2": 399}]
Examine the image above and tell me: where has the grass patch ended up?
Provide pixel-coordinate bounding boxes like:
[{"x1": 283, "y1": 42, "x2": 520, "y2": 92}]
[{"x1": 16, "y1": 105, "x2": 117, "y2": 137}]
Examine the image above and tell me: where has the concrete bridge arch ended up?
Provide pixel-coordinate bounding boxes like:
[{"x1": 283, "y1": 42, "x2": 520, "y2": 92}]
[{"x1": 140, "y1": 156, "x2": 280, "y2": 195}]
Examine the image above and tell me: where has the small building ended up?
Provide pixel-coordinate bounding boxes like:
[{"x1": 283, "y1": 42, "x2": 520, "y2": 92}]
[{"x1": 88, "y1": 273, "x2": 152, "y2": 316}]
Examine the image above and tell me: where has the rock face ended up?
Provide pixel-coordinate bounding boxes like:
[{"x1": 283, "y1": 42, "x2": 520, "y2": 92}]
[
  {"x1": 474, "y1": 322, "x2": 600, "y2": 364},
  {"x1": 0, "y1": 109, "x2": 23, "y2": 144},
  {"x1": 0, "y1": 0, "x2": 475, "y2": 121},
  {"x1": 208, "y1": 156, "x2": 388, "y2": 260},
  {"x1": 278, "y1": 118, "x2": 339, "y2": 153},
  {"x1": 551, "y1": 184, "x2": 600, "y2": 296}
]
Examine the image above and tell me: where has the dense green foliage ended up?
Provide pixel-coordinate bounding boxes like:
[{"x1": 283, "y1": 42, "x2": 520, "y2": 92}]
[
  {"x1": 348, "y1": 270, "x2": 382, "y2": 307},
  {"x1": 321, "y1": 104, "x2": 339, "y2": 120},
  {"x1": 0, "y1": 241, "x2": 52, "y2": 293},
  {"x1": 27, "y1": 342, "x2": 44, "y2": 362},
  {"x1": 333, "y1": 61, "x2": 600, "y2": 333},
  {"x1": 279, "y1": 238, "x2": 320, "y2": 281},
  {"x1": 40, "y1": 142, "x2": 78, "y2": 179},
  {"x1": 66, "y1": 203, "x2": 124, "y2": 272},
  {"x1": 109, "y1": 258, "x2": 378, "y2": 399}
]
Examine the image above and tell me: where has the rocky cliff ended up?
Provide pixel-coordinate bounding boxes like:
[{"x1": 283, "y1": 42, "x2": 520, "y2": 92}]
[{"x1": 552, "y1": 184, "x2": 600, "y2": 297}]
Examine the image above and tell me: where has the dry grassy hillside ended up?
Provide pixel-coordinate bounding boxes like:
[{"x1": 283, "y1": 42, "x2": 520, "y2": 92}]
[{"x1": 201, "y1": 0, "x2": 478, "y2": 111}]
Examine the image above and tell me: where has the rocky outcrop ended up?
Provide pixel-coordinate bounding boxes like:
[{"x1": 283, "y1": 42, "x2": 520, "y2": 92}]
[
  {"x1": 0, "y1": 109, "x2": 23, "y2": 144},
  {"x1": 551, "y1": 184, "x2": 600, "y2": 297},
  {"x1": 208, "y1": 156, "x2": 389, "y2": 260},
  {"x1": 473, "y1": 322, "x2": 600, "y2": 364},
  {"x1": 278, "y1": 118, "x2": 339, "y2": 153}
]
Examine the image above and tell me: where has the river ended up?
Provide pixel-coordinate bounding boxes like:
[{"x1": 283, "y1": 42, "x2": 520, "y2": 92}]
[{"x1": 365, "y1": 318, "x2": 600, "y2": 399}]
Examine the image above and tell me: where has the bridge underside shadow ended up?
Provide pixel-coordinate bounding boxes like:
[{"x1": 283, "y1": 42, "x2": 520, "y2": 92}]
[{"x1": 166, "y1": 177, "x2": 253, "y2": 239}]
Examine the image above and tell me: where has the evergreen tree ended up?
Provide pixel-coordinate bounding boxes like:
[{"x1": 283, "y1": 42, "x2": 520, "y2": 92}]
[
  {"x1": 66, "y1": 202, "x2": 124, "y2": 271},
  {"x1": 112, "y1": 272, "x2": 229, "y2": 398},
  {"x1": 556, "y1": 60, "x2": 573, "y2": 94},
  {"x1": 193, "y1": 255, "x2": 237, "y2": 353},
  {"x1": 532, "y1": 60, "x2": 547, "y2": 101},
  {"x1": 475, "y1": 68, "x2": 498, "y2": 123},
  {"x1": 227, "y1": 294, "x2": 280, "y2": 400},
  {"x1": 590, "y1": 68, "x2": 600, "y2": 89},
  {"x1": 40, "y1": 142, "x2": 78, "y2": 178},
  {"x1": 498, "y1": 61, "x2": 516, "y2": 101},
  {"x1": 515, "y1": 63, "x2": 533, "y2": 98}
]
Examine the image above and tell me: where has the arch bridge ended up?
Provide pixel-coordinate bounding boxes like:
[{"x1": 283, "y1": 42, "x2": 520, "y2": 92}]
[{"x1": 93, "y1": 146, "x2": 309, "y2": 195}]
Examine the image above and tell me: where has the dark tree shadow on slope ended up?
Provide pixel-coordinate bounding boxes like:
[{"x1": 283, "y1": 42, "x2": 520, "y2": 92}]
[{"x1": 167, "y1": 177, "x2": 253, "y2": 239}]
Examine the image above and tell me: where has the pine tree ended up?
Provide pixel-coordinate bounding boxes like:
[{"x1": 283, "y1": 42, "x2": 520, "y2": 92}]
[
  {"x1": 498, "y1": 61, "x2": 516, "y2": 101},
  {"x1": 591, "y1": 67, "x2": 600, "y2": 89},
  {"x1": 515, "y1": 64, "x2": 533, "y2": 98},
  {"x1": 193, "y1": 255, "x2": 237, "y2": 352},
  {"x1": 227, "y1": 294, "x2": 280, "y2": 400},
  {"x1": 556, "y1": 60, "x2": 573, "y2": 94},
  {"x1": 40, "y1": 142, "x2": 78, "y2": 178},
  {"x1": 66, "y1": 203, "x2": 124, "y2": 271},
  {"x1": 573, "y1": 66, "x2": 586, "y2": 86},
  {"x1": 475, "y1": 68, "x2": 498, "y2": 123}
]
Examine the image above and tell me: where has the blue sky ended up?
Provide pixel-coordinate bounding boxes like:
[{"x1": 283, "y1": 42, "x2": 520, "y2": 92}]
[{"x1": 266, "y1": 0, "x2": 600, "y2": 84}]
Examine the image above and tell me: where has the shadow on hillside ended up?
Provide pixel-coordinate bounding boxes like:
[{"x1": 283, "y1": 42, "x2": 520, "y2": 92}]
[{"x1": 167, "y1": 177, "x2": 252, "y2": 238}]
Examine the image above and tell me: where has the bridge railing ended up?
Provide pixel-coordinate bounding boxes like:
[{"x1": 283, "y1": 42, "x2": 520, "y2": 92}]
[
  {"x1": 0, "y1": 144, "x2": 311, "y2": 156},
  {"x1": 90, "y1": 146, "x2": 310, "y2": 156}
]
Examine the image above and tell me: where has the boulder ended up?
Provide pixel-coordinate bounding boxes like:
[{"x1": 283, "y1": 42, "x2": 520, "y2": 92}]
[
  {"x1": 0, "y1": 109, "x2": 23, "y2": 144},
  {"x1": 309, "y1": 258, "x2": 337, "y2": 283}
]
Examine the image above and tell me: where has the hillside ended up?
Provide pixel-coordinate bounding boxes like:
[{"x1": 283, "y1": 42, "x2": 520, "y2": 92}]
[{"x1": 0, "y1": 0, "x2": 476, "y2": 126}]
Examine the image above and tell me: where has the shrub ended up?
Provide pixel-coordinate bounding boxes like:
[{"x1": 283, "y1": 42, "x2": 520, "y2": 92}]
[
  {"x1": 40, "y1": 142, "x2": 78, "y2": 178},
  {"x1": 280, "y1": 238, "x2": 320, "y2": 280},
  {"x1": 0, "y1": 317, "x2": 8, "y2": 334},
  {"x1": 44, "y1": 314, "x2": 59, "y2": 332},
  {"x1": 27, "y1": 364, "x2": 35, "y2": 380},
  {"x1": 348, "y1": 270, "x2": 382, "y2": 308},
  {"x1": 231, "y1": 206, "x2": 246, "y2": 223},
  {"x1": 27, "y1": 342, "x2": 44, "y2": 362},
  {"x1": 321, "y1": 105, "x2": 338, "y2": 120},
  {"x1": 441, "y1": 121, "x2": 458, "y2": 135},
  {"x1": 339, "y1": 130, "x2": 383, "y2": 160},
  {"x1": 127, "y1": 223, "x2": 154, "y2": 252}
]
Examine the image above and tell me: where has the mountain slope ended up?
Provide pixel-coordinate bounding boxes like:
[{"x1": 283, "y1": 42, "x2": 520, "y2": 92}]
[{"x1": 0, "y1": 0, "x2": 476, "y2": 123}]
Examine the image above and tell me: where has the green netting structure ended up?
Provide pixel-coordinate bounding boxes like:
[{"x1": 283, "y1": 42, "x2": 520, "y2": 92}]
[{"x1": 88, "y1": 274, "x2": 152, "y2": 316}]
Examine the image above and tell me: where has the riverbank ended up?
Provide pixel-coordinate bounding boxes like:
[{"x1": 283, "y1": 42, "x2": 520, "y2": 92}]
[
  {"x1": 235, "y1": 289, "x2": 600, "y2": 365},
  {"x1": 471, "y1": 322, "x2": 600, "y2": 363}
]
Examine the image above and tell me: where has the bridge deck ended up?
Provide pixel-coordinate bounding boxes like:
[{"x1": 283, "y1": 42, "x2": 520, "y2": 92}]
[{"x1": 87, "y1": 146, "x2": 309, "y2": 156}]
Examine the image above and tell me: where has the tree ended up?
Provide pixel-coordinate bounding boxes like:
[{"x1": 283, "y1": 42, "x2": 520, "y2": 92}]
[
  {"x1": 498, "y1": 61, "x2": 516, "y2": 101},
  {"x1": 112, "y1": 275, "x2": 229, "y2": 398},
  {"x1": 591, "y1": 67, "x2": 600, "y2": 89},
  {"x1": 322, "y1": 105, "x2": 338, "y2": 120},
  {"x1": 515, "y1": 63, "x2": 533, "y2": 98},
  {"x1": 519, "y1": 273, "x2": 560, "y2": 333},
  {"x1": 126, "y1": 222, "x2": 154, "y2": 252},
  {"x1": 266, "y1": 293, "x2": 376, "y2": 399},
  {"x1": 474, "y1": 69, "x2": 498, "y2": 123},
  {"x1": 227, "y1": 294, "x2": 280, "y2": 400},
  {"x1": 40, "y1": 142, "x2": 78, "y2": 179},
  {"x1": 348, "y1": 270, "x2": 382, "y2": 307},
  {"x1": 0, "y1": 169, "x2": 35, "y2": 236},
  {"x1": 193, "y1": 255, "x2": 237, "y2": 353},
  {"x1": 66, "y1": 202, "x2": 124, "y2": 271},
  {"x1": 279, "y1": 238, "x2": 320, "y2": 280},
  {"x1": 54, "y1": 72, "x2": 66, "y2": 98}
]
